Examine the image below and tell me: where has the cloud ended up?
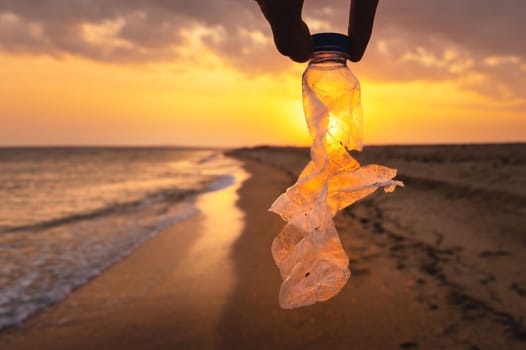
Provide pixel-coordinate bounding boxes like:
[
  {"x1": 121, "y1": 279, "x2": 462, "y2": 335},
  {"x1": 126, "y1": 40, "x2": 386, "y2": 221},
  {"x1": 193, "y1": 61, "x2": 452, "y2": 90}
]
[
  {"x1": 0, "y1": 0, "x2": 525, "y2": 101},
  {"x1": 301, "y1": 1, "x2": 526, "y2": 102},
  {"x1": 0, "y1": 0, "x2": 278, "y2": 68}
]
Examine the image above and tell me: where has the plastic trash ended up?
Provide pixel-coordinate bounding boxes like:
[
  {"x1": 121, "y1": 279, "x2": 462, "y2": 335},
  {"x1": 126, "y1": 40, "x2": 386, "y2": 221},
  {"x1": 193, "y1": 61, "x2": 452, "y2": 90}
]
[{"x1": 270, "y1": 33, "x2": 403, "y2": 309}]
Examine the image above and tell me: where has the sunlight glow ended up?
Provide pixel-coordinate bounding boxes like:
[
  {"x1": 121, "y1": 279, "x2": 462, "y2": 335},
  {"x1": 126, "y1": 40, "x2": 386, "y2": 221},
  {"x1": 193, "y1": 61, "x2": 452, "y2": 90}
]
[{"x1": 0, "y1": 45, "x2": 524, "y2": 146}]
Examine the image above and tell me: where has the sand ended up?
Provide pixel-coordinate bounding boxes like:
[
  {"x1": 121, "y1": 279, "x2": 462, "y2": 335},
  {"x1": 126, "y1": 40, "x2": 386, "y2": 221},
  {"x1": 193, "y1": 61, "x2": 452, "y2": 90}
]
[{"x1": 1, "y1": 144, "x2": 525, "y2": 349}]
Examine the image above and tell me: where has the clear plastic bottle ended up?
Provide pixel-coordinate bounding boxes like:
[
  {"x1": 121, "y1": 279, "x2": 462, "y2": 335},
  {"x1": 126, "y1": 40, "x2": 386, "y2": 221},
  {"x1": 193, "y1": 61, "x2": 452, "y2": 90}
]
[
  {"x1": 302, "y1": 33, "x2": 363, "y2": 166},
  {"x1": 270, "y1": 34, "x2": 403, "y2": 309}
]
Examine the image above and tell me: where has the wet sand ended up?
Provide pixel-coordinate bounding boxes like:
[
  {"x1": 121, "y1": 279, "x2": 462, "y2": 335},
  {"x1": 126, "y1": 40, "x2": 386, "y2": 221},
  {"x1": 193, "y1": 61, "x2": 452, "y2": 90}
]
[{"x1": 1, "y1": 144, "x2": 525, "y2": 349}]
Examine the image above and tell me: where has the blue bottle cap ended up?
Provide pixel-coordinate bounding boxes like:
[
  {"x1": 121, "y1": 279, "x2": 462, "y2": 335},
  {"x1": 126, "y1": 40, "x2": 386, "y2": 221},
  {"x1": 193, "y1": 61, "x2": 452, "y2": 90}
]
[{"x1": 312, "y1": 33, "x2": 351, "y2": 56}]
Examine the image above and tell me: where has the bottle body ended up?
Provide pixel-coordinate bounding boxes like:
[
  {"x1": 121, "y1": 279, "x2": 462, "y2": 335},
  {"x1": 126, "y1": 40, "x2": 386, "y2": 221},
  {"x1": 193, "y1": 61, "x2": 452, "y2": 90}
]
[{"x1": 302, "y1": 51, "x2": 363, "y2": 160}]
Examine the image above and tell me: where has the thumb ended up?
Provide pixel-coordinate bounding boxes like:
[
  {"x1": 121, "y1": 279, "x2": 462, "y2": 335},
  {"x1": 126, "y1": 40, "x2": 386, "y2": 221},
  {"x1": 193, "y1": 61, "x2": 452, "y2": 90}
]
[{"x1": 256, "y1": 0, "x2": 312, "y2": 62}]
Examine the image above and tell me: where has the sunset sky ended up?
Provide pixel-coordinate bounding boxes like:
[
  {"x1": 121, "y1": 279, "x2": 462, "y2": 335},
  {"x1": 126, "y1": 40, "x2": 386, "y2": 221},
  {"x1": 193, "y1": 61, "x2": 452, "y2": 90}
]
[{"x1": 1, "y1": 0, "x2": 525, "y2": 147}]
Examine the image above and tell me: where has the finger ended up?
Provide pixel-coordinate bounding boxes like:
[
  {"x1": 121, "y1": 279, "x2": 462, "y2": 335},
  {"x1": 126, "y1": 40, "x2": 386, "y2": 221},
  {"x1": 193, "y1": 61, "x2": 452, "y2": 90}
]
[
  {"x1": 272, "y1": 18, "x2": 312, "y2": 63},
  {"x1": 255, "y1": 0, "x2": 312, "y2": 62},
  {"x1": 347, "y1": 0, "x2": 379, "y2": 62}
]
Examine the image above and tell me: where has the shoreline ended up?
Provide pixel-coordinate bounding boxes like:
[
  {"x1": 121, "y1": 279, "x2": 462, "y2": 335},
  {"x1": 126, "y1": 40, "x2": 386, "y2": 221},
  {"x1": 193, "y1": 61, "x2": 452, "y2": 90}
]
[
  {"x1": 0, "y1": 156, "x2": 249, "y2": 349},
  {"x1": 0, "y1": 171, "x2": 236, "y2": 333}
]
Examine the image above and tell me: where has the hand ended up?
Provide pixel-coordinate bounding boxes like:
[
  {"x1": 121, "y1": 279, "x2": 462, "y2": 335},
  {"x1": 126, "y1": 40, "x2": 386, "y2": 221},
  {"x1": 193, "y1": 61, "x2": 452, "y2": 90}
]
[{"x1": 255, "y1": 0, "x2": 379, "y2": 62}]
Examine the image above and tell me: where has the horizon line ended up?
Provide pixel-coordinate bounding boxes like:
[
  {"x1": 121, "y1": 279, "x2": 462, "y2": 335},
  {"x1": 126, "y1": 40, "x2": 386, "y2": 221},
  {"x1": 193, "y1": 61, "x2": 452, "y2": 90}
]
[{"x1": 0, "y1": 141, "x2": 524, "y2": 149}]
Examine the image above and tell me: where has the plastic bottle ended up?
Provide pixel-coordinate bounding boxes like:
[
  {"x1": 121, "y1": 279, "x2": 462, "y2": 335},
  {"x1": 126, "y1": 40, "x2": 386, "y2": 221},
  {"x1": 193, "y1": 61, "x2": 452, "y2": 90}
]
[
  {"x1": 302, "y1": 33, "x2": 363, "y2": 167},
  {"x1": 269, "y1": 33, "x2": 403, "y2": 309}
]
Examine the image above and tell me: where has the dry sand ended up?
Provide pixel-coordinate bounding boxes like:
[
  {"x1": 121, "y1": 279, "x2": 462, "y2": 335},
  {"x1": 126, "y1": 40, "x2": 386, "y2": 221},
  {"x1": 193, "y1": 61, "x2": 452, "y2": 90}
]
[{"x1": 0, "y1": 144, "x2": 525, "y2": 349}]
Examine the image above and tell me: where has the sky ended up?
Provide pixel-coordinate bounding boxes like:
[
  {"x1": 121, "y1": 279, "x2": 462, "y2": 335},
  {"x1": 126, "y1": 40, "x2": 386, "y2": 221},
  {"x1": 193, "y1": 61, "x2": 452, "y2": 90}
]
[{"x1": 0, "y1": 0, "x2": 525, "y2": 147}]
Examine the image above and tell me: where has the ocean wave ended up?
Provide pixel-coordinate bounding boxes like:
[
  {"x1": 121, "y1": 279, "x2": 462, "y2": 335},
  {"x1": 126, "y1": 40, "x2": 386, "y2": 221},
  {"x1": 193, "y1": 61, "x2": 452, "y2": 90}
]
[
  {"x1": 0, "y1": 175, "x2": 242, "y2": 330},
  {"x1": 0, "y1": 187, "x2": 199, "y2": 235},
  {"x1": 1, "y1": 171, "x2": 246, "y2": 235},
  {"x1": 1, "y1": 174, "x2": 239, "y2": 235},
  {"x1": 0, "y1": 149, "x2": 244, "y2": 332},
  {"x1": 0, "y1": 203, "x2": 200, "y2": 331}
]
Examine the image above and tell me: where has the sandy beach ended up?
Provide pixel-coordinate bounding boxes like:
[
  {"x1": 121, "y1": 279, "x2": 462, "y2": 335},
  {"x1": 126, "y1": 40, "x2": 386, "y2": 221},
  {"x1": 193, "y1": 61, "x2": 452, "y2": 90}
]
[{"x1": 1, "y1": 144, "x2": 525, "y2": 349}]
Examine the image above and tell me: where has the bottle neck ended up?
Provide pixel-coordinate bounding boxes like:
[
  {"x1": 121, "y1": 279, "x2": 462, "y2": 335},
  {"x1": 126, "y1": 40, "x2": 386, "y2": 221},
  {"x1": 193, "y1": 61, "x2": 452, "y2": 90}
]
[{"x1": 309, "y1": 51, "x2": 348, "y2": 68}]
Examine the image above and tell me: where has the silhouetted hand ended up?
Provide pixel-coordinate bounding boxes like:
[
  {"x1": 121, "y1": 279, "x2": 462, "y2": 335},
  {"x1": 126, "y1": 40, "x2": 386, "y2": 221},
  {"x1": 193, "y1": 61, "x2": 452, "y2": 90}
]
[{"x1": 255, "y1": 0, "x2": 379, "y2": 62}]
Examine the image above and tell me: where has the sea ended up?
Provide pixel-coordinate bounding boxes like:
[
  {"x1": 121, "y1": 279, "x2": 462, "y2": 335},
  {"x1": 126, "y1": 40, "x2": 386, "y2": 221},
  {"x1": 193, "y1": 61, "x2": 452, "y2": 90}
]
[{"x1": 0, "y1": 147, "x2": 240, "y2": 330}]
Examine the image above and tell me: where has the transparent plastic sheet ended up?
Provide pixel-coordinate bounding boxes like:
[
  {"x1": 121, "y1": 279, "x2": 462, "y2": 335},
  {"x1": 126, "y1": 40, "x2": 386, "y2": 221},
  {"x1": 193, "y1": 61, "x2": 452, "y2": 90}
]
[{"x1": 269, "y1": 70, "x2": 403, "y2": 309}]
